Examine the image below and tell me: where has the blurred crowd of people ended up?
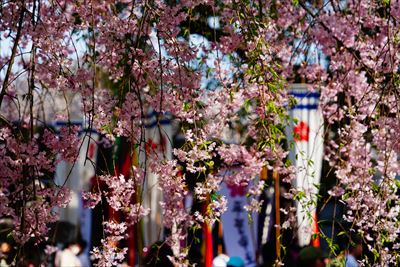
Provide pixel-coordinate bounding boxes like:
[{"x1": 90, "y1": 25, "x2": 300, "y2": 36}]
[{"x1": 0, "y1": 228, "x2": 364, "y2": 267}]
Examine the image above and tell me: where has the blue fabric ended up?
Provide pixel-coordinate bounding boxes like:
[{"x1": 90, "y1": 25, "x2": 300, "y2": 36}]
[
  {"x1": 227, "y1": 256, "x2": 245, "y2": 267},
  {"x1": 345, "y1": 254, "x2": 359, "y2": 267}
]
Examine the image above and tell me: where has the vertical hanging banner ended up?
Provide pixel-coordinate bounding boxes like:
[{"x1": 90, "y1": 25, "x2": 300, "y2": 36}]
[
  {"x1": 285, "y1": 84, "x2": 324, "y2": 247},
  {"x1": 53, "y1": 121, "x2": 83, "y2": 228},
  {"x1": 140, "y1": 111, "x2": 174, "y2": 246},
  {"x1": 53, "y1": 122, "x2": 99, "y2": 266},
  {"x1": 78, "y1": 130, "x2": 99, "y2": 267},
  {"x1": 220, "y1": 180, "x2": 258, "y2": 267}
]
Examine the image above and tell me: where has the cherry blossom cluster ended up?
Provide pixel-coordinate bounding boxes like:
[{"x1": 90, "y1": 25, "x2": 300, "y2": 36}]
[
  {"x1": 0, "y1": 125, "x2": 75, "y2": 244},
  {"x1": 91, "y1": 221, "x2": 129, "y2": 267}
]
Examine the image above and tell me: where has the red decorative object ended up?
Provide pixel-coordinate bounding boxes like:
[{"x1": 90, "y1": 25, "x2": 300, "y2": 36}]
[
  {"x1": 294, "y1": 121, "x2": 310, "y2": 142},
  {"x1": 145, "y1": 139, "x2": 158, "y2": 153},
  {"x1": 227, "y1": 184, "x2": 247, "y2": 197}
]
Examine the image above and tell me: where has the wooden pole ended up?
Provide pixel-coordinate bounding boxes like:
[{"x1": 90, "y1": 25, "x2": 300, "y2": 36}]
[
  {"x1": 273, "y1": 171, "x2": 281, "y2": 265},
  {"x1": 218, "y1": 222, "x2": 223, "y2": 255}
]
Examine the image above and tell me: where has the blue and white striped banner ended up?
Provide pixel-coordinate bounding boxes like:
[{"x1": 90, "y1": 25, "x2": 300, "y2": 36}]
[{"x1": 286, "y1": 84, "x2": 324, "y2": 247}]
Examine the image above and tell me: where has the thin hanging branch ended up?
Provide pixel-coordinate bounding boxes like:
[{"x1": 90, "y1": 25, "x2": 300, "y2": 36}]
[{"x1": 0, "y1": 3, "x2": 26, "y2": 109}]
